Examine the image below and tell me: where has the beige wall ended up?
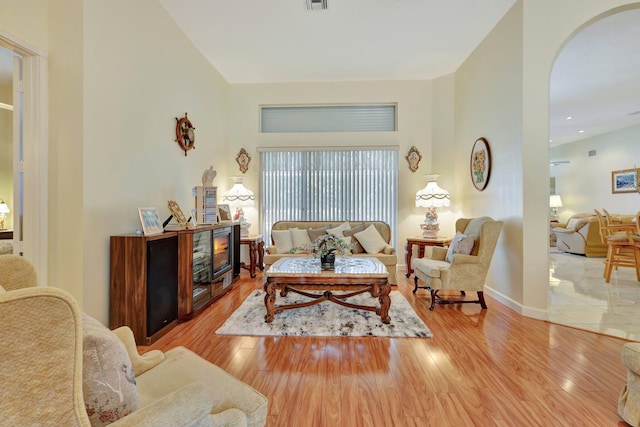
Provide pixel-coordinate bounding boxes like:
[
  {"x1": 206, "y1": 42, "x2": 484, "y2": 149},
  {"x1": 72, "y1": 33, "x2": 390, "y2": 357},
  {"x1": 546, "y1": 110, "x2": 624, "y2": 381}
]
[
  {"x1": 228, "y1": 80, "x2": 436, "y2": 250},
  {"x1": 551, "y1": 124, "x2": 640, "y2": 221},
  {"x1": 0, "y1": 84, "x2": 11, "y2": 229}
]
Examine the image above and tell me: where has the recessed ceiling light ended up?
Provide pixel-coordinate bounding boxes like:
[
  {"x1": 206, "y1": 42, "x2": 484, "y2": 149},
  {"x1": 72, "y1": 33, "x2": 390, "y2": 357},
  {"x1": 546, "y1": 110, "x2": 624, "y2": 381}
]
[
  {"x1": 578, "y1": 130, "x2": 585, "y2": 133},
  {"x1": 565, "y1": 116, "x2": 573, "y2": 120},
  {"x1": 305, "y1": 0, "x2": 327, "y2": 10},
  {"x1": 549, "y1": 139, "x2": 553, "y2": 143}
]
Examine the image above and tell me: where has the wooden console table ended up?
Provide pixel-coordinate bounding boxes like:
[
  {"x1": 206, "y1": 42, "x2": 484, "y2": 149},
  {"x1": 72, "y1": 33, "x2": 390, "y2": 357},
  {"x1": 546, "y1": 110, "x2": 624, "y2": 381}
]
[
  {"x1": 405, "y1": 235, "x2": 452, "y2": 277},
  {"x1": 240, "y1": 235, "x2": 264, "y2": 278}
]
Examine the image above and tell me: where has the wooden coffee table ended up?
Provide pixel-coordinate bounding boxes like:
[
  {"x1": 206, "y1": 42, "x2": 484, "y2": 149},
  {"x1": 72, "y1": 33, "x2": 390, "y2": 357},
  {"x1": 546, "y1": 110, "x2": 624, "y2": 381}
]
[{"x1": 264, "y1": 257, "x2": 391, "y2": 324}]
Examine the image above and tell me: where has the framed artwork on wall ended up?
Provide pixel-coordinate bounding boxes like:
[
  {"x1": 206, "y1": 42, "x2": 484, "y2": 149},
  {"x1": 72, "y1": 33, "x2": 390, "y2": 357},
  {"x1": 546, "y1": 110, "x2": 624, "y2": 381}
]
[
  {"x1": 138, "y1": 207, "x2": 163, "y2": 235},
  {"x1": 611, "y1": 168, "x2": 639, "y2": 194},
  {"x1": 217, "y1": 204, "x2": 232, "y2": 222},
  {"x1": 470, "y1": 137, "x2": 491, "y2": 191}
]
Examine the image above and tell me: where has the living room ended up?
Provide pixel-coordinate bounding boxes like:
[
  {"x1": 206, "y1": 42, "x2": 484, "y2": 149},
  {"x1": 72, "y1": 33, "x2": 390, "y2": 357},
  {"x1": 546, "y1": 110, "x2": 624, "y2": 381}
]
[{"x1": 2, "y1": 0, "x2": 640, "y2": 425}]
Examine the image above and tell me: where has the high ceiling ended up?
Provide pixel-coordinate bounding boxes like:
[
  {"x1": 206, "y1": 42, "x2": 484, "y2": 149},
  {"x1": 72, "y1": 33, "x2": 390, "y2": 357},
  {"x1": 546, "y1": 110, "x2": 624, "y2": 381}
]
[{"x1": 1, "y1": 2, "x2": 638, "y2": 146}]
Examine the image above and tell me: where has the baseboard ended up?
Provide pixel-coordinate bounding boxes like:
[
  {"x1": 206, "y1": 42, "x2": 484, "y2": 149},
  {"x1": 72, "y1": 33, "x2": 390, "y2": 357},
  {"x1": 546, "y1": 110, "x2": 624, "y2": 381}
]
[{"x1": 484, "y1": 286, "x2": 548, "y2": 321}]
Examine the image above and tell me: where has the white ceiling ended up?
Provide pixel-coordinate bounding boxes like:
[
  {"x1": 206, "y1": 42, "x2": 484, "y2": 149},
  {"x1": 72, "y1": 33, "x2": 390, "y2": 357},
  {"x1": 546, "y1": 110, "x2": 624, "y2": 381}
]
[{"x1": 1, "y1": 2, "x2": 638, "y2": 147}]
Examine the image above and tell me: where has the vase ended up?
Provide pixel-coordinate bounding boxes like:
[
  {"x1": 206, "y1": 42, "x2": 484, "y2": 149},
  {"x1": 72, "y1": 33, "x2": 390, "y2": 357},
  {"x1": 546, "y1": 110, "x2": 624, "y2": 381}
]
[{"x1": 320, "y1": 252, "x2": 336, "y2": 270}]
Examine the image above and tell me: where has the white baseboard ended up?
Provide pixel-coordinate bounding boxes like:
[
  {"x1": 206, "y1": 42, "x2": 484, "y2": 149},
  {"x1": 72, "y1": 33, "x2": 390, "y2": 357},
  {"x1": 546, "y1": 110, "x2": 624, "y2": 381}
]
[{"x1": 484, "y1": 286, "x2": 548, "y2": 321}]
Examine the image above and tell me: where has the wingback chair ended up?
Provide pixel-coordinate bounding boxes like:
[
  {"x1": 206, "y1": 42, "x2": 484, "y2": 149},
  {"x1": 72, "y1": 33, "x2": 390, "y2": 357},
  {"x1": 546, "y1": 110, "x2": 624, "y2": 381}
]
[
  {"x1": 412, "y1": 217, "x2": 503, "y2": 310},
  {"x1": 0, "y1": 254, "x2": 268, "y2": 427}
]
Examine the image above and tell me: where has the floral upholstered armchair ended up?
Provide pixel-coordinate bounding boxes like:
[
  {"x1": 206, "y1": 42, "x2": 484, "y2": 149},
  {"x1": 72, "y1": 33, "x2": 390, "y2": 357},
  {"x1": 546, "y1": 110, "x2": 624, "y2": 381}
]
[{"x1": 0, "y1": 254, "x2": 268, "y2": 427}]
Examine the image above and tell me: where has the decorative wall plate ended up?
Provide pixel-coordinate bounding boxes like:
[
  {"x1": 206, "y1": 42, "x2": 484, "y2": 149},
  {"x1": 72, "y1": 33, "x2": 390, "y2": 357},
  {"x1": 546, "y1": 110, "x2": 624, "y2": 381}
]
[
  {"x1": 236, "y1": 148, "x2": 251, "y2": 174},
  {"x1": 405, "y1": 146, "x2": 422, "y2": 172},
  {"x1": 175, "y1": 112, "x2": 195, "y2": 156},
  {"x1": 470, "y1": 137, "x2": 491, "y2": 191}
]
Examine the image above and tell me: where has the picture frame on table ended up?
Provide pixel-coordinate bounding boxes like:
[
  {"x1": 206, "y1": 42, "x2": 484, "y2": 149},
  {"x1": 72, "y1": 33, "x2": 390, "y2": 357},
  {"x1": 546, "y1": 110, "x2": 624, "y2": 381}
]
[
  {"x1": 217, "y1": 204, "x2": 232, "y2": 222},
  {"x1": 138, "y1": 207, "x2": 164, "y2": 235},
  {"x1": 470, "y1": 137, "x2": 492, "y2": 191},
  {"x1": 612, "y1": 168, "x2": 639, "y2": 194}
]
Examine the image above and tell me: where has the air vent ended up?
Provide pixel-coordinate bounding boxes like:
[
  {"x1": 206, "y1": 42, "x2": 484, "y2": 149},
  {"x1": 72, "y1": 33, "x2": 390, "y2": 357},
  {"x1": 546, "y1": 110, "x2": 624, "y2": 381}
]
[
  {"x1": 588, "y1": 149, "x2": 597, "y2": 157},
  {"x1": 306, "y1": 0, "x2": 327, "y2": 10}
]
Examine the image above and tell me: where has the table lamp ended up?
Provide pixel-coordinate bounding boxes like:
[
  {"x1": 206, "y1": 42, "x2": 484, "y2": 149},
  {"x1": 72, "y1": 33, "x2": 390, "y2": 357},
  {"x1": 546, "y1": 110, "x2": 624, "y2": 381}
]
[
  {"x1": 223, "y1": 176, "x2": 255, "y2": 237},
  {"x1": 415, "y1": 174, "x2": 450, "y2": 238},
  {"x1": 549, "y1": 194, "x2": 563, "y2": 220},
  {"x1": 0, "y1": 199, "x2": 9, "y2": 230}
]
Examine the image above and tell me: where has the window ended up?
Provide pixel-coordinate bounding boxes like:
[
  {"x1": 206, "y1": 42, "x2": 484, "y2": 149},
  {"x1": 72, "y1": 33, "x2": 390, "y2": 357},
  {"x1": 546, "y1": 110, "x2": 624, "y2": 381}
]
[
  {"x1": 260, "y1": 148, "x2": 398, "y2": 248},
  {"x1": 260, "y1": 105, "x2": 396, "y2": 133}
]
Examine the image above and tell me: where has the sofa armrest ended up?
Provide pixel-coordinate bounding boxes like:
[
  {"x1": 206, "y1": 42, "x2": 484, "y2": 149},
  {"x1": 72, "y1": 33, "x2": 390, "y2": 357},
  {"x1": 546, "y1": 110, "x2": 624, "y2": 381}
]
[
  {"x1": 552, "y1": 227, "x2": 575, "y2": 234},
  {"x1": 110, "y1": 382, "x2": 213, "y2": 427},
  {"x1": 112, "y1": 326, "x2": 165, "y2": 376}
]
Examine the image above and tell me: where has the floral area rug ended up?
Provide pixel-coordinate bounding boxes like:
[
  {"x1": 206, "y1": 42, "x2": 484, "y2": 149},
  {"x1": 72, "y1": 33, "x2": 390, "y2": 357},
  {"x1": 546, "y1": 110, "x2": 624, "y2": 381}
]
[{"x1": 215, "y1": 290, "x2": 432, "y2": 338}]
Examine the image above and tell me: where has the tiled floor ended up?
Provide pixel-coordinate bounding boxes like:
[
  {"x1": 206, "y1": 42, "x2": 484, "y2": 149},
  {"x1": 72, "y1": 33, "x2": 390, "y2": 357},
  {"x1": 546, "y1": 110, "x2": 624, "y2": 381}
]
[{"x1": 549, "y1": 247, "x2": 640, "y2": 342}]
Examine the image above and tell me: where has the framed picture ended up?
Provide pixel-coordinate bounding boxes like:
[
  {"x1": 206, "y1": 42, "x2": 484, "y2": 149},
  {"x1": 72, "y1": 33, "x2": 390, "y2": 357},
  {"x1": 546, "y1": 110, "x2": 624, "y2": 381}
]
[
  {"x1": 190, "y1": 208, "x2": 198, "y2": 228},
  {"x1": 217, "y1": 204, "x2": 232, "y2": 222},
  {"x1": 470, "y1": 137, "x2": 492, "y2": 191},
  {"x1": 612, "y1": 168, "x2": 639, "y2": 194},
  {"x1": 138, "y1": 207, "x2": 164, "y2": 235},
  {"x1": 167, "y1": 200, "x2": 188, "y2": 228}
]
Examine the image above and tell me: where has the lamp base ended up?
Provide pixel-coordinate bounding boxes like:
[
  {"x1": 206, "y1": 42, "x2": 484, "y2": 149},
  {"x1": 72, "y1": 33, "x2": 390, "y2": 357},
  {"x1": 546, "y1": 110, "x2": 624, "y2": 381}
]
[{"x1": 420, "y1": 223, "x2": 439, "y2": 239}]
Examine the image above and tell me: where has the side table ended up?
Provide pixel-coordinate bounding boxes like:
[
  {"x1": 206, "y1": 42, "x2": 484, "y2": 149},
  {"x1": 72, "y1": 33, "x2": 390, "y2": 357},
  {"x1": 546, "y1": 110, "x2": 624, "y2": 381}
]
[
  {"x1": 405, "y1": 235, "x2": 452, "y2": 277},
  {"x1": 240, "y1": 235, "x2": 264, "y2": 278}
]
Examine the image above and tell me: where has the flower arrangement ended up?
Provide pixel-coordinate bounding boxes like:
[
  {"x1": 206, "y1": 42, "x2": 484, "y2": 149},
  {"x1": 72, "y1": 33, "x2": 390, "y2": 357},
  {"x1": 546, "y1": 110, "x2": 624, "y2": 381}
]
[{"x1": 291, "y1": 234, "x2": 352, "y2": 258}]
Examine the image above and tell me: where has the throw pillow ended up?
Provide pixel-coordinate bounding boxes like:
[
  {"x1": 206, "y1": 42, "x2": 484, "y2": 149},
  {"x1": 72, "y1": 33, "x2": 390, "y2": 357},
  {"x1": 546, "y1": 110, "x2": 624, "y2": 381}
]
[
  {"x1": 565, "y1": 218, "x2": 581, "y2": 231},
  {"x1": 445, "y1": 232, "x2": 475, "y2": 263},
  {"x1": 290, "y1": 227, "x2": 311, "y2": 249},
  {"x1": 271, "y1": 229, "x2": 294, "y2": 254},
  {"x1": 82, "y1": 313, "x2": 139, "y2": 426},
  {"x1": 307, "y1": 225, "x2": 330, "y2": 241},
  {"x1": 354, "y1": 224, "x2": 388, "y2": 254},
  {"x1": 343, "y1": 223, "x2": 366, "y2": 254},
  {"x1": 327, "y1": 221, "x2": 351, "y2": 237}
]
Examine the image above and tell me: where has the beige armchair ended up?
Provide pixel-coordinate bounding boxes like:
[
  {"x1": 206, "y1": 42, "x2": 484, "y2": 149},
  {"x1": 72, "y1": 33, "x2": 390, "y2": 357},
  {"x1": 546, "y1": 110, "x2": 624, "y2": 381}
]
[
  {"x1": 412, "y1": 217, "x2": 503, "y2": 310},
  {"x1": 620, "y1": 342, "x2": 640, "y2": 426},
  {"x1": 0, "y1": 254, "x2": 268, "y2": 427}
]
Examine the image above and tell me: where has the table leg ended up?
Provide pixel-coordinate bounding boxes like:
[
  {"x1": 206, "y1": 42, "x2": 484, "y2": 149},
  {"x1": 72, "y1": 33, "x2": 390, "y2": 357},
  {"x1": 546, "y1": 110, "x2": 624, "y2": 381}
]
[
  {"x1": 249, "y1": 241, "x2": 257, "y2": 278},
  {"x1": 405, "y1": 241, "x2": 413, "y2": 277},
  {"x1": 257, "y1": 240, "x2": 265, "y2": 271},
  {"x1": 264, "y1": 281, "x2": 276, "y2": 323},
  {"x1": 378, "y1": 281, "x2": 391, "y2": 324}
]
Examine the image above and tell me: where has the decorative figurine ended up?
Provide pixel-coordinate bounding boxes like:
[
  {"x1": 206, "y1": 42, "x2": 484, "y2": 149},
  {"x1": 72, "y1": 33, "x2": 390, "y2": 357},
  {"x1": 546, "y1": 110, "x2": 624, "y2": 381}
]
[{"x1": 201, "y1": 165, "x2": 217, "y2": 186}]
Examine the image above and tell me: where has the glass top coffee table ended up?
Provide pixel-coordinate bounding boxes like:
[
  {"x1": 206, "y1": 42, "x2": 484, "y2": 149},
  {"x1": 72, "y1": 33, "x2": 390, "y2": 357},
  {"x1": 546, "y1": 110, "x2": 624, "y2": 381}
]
[{"x1": 264, "y1": 256, "x2": 391, "y2": 324}]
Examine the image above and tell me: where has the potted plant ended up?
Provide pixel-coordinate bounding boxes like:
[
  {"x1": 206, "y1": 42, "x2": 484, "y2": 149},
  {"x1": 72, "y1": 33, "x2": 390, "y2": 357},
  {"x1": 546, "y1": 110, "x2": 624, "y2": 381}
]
[{"x1": 291, "y1": 234, "x2": 352, "y2": 270}]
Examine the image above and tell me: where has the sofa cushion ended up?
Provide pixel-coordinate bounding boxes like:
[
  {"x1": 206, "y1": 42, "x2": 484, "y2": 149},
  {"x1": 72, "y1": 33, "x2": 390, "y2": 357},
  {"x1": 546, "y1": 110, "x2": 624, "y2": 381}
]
[
  {"x1": 354, "y1": 224, "x2": 388, "y2": 254},
  {"x1": 290, "y1": 227, "x2": 311, "y2": 248},
  {"x1": 327, "y1": 221, "x2": 351, "y2": 237},
  {"x1": 445, "y1": 232, "x2": 475, "y2": 263},
  {"x1": 82, "y1": 313, "x2": 140, "y2": 426},
  {"x1": 343, "y1": 223, "x2": 366, "y2": 254},
  {"x1": 307, "y1": 225, "x2": 330, "y2": 241},
  {"x1": 272, "y1": 229, "x2": 294, "y2": 254}
]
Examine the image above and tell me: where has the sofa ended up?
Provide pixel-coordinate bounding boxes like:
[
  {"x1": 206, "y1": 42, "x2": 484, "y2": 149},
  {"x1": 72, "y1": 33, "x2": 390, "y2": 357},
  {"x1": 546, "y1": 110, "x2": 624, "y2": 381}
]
[
  {"x1": 552, "y1": 213, "x2": 607, "y2": 257},
  {"x1": 0, "y1": 254, "x2": 268, "y2": 427},
  {"x1": 264, "y1": 221, "x2": 398, "y2": 285}
]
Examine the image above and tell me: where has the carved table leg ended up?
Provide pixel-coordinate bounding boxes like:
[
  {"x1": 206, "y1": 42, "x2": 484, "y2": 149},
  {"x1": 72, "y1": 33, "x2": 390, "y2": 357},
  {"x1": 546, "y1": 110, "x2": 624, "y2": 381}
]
[
  {"x1": 405, "y1": 241, "x2": 412, "y2": 277},
  {"x1": 257, "y1": 240, "x2": 265, "y2": 271},
  {"x1": 378, "y1": 281, "x2": 391, "y2": 324},
  {"x1": 264, "y1": 281, "x2": 276, "y2": 323},
  {"x1": 249, "y1": 241, "x2": 257, "y2": 278}
]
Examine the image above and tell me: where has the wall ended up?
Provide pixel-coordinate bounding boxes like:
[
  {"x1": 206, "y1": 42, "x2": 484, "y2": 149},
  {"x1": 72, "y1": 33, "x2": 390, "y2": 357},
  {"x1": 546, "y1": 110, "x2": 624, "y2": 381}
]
[
  {"x1": 550, "y1": 124, "x2": 640, "y2": 221},
  {"x1": 454, "y1": 1, "x2": 525, "y2": 308},
  {"x1": 82, "y1": 0, "x2": 230, "y2": 323},
  {"x1": 228, "y1": 80, "x2": 437, "y2": 252},
  {"x1": 0, "y1": 84, "x2": 11, "y2": 229}
]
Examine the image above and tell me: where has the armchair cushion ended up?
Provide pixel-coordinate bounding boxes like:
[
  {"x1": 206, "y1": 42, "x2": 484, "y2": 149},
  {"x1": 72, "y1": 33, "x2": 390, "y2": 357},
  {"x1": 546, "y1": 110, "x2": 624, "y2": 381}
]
[
  {"x1": 445, "y1": 232, "x2": 474, "y2": 263},
  {"x1": 82, "y1": 313, "x2": 140, "y2": 426}
]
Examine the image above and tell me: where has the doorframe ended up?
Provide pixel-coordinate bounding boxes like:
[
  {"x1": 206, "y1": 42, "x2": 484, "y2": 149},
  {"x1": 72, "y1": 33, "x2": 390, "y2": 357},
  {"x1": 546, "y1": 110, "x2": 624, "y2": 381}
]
[{"x1": 0, "y1": 29, "x2": 48, "y2": 285}]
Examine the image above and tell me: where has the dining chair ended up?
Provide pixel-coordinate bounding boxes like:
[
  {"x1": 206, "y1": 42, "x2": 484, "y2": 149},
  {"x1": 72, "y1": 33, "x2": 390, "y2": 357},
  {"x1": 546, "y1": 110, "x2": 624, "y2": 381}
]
[{"x1": 594, "y1": 209, "x2": 640, "y2": 283}]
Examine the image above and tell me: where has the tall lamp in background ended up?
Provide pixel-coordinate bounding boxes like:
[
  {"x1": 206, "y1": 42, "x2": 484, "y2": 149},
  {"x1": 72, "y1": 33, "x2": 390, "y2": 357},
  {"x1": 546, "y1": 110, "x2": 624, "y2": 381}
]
[
  {"x1": 223, "y1": 176, "x2": 255, "y2": 237},
  {"x1": 415, "y1": 174, "x2": 450, "y2": 238},
  {"x1": 0, "y1": 199, "x2": 9, "y2": 230},
  {"x1": 549, "y1": 194, "x2": 563, "y2": 220}
]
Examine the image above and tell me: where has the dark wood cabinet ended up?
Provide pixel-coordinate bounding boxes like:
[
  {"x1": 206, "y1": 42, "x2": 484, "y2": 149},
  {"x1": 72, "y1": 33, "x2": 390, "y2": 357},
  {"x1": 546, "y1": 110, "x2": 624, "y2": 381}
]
[{"x1": 110, "y1": 232, "x2": 179, "y2": 345}]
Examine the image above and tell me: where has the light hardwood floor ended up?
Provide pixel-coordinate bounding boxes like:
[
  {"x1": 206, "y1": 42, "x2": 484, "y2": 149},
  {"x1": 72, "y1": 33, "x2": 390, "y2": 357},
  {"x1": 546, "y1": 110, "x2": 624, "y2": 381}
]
[{"x1": 145, "y1": 272, "x2": 631, "y2": 427}]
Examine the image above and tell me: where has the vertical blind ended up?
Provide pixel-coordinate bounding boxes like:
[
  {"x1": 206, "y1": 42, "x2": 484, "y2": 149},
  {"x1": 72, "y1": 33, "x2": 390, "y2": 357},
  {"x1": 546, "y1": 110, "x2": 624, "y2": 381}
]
[{"x1": 260, "y1": 148, "x2": 398, "y2": 249}]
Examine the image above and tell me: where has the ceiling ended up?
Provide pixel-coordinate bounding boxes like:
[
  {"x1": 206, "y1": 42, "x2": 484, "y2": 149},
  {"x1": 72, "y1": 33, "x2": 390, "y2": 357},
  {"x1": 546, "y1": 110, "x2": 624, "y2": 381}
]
[{"x1": 1, "y1": 2, "x2": 638, "y2": 146}]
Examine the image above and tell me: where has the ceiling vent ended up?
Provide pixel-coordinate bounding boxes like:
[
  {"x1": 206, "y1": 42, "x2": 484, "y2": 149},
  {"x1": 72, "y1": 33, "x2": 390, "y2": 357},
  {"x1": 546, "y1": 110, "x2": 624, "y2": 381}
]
[{"x1": 306, "y1": 0, "x2": 327, "y2": 10}]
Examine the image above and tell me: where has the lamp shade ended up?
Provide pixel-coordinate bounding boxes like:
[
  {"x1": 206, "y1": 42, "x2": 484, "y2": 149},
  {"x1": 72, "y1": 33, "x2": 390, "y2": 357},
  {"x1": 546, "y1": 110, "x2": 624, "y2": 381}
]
[
  {"x1": 415, "y1": 174, "x2": 450, "y2": 208},
  {"x1": 0, "y1": 202, "x2": 9, "y2": 215},
  {"x1": 222, "y1": 176, "x2": 255, "y2": 207},
  {"x1": 549, "y1": 194, "x2": 563, "y2": 208}
]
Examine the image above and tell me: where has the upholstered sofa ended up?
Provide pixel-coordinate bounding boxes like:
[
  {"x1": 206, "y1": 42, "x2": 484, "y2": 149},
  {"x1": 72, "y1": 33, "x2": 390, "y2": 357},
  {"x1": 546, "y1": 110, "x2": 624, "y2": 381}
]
[
  {"x1": 0, "y1": 254, "x2": 268, "y2": 427},
  {"x1": 552, "y1": 213, "x2": 607, "y2": 257},
  {"x1": 620, "y1": 342, "x2": 640, "y2": 426},
  {"x1": 264, "y1": 221, "x2": 398, "y2": 285}
]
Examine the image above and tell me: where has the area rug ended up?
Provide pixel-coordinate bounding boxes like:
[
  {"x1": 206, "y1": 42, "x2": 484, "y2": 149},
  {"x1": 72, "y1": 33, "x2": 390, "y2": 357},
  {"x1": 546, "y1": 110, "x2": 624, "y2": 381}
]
[{"x1": 215, "y1": 290, "x2": 432, "y2": 338}]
